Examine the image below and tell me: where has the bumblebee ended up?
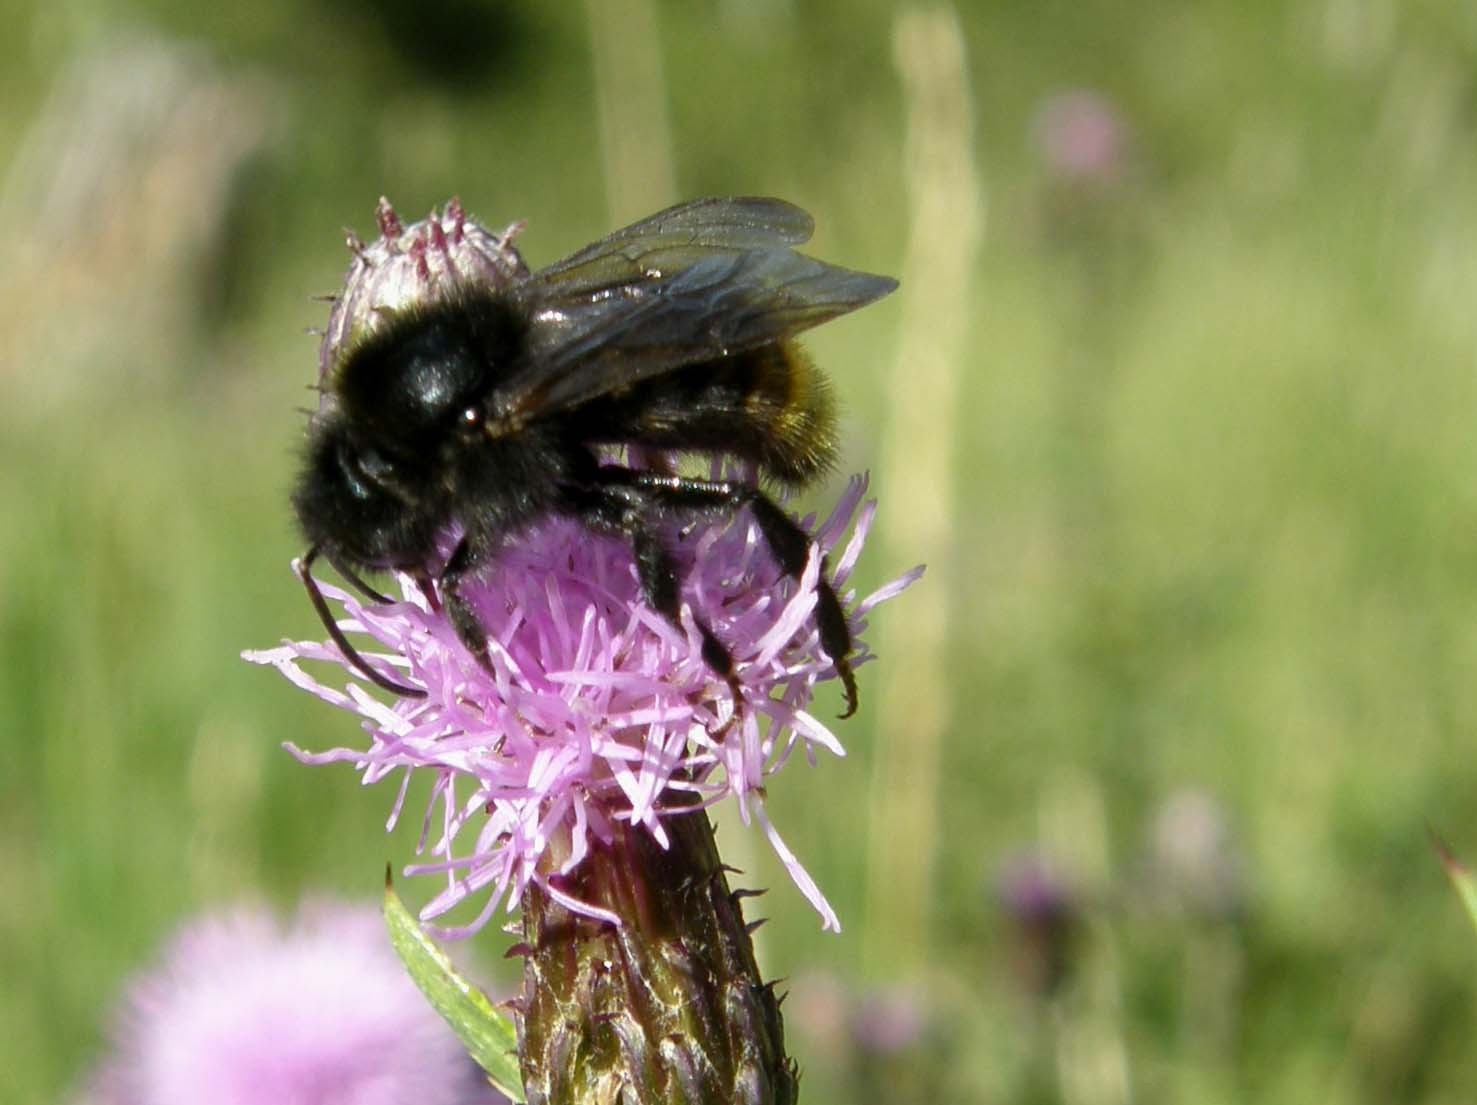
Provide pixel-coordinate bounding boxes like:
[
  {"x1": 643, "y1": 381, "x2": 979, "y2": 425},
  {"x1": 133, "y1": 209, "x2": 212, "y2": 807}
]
[{"x1": 294, "y1": 197, "x2": 895, "y2": 715}]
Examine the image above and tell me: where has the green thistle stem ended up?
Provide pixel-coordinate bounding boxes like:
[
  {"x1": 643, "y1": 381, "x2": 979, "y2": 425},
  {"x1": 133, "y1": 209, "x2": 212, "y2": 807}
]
[{"x1": 517, "y1": 796, "x2": 798, "y2": 1105}]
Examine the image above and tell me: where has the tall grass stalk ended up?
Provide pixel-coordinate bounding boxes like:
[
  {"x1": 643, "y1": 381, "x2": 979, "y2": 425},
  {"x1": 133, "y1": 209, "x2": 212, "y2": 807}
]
[{"x1": 864, "y1": 5, "x2": 982, "y2": 971}]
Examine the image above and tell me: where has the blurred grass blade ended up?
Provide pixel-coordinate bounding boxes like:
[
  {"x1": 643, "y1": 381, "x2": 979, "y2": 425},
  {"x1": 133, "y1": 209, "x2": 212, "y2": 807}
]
[
  {"x1": 1431, "y1": 831, "x2": 1477, "y2": 934},
  {"x1": 384, "y1": 871, "x2": 523, "y2": 1101}
]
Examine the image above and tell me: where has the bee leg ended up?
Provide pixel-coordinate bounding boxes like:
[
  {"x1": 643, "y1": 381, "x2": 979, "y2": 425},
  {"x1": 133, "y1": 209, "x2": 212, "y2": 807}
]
[
  {"x1": 298, "y1": 547, "x2": 426, "y2": 699},
  {"x1": 608, "y1": 472, "x2": 858, "y2": 719},
  {"x1": 631, "y1": 525, "x2": 743, "y2": 704},
  {"x1": 747, "y1": 494, "x2": 858, "y2": 717},
  {"x1": 575, "y1": 489, "x2": 743, "y2": 708},
  {"x1": 723, "y1": 494, "x2": 857, "y2": 718},
  {"x1": 441, "y1": 536, "x2": 498, "y2": 676}
]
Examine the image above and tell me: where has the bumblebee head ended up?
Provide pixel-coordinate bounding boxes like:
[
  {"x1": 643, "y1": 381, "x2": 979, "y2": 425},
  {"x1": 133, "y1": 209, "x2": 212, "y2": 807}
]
[{"x1": 293, "y1": 416, "x2": 444, "y2": 570}]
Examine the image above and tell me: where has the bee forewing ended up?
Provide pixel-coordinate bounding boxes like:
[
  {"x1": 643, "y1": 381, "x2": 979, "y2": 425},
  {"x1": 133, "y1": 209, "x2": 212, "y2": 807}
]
[{"x1": 504, "y1": 245, "x2": 896, "y2": 417}]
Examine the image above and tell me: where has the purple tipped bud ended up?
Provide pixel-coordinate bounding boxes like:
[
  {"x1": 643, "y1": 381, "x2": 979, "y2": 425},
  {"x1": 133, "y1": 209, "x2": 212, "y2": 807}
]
[{"x1": 317, "y1": 197, "x2": 528, "y2": 382}]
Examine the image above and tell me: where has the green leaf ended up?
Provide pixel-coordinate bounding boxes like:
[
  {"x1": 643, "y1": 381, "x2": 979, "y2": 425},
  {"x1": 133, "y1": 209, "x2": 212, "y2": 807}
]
[
  {"x1": 384, "y1": 868, "x2": 524, "y2": 1101},
  {"x1": 1431, "y1": 830, "x2": 1477, "y2": 936}
]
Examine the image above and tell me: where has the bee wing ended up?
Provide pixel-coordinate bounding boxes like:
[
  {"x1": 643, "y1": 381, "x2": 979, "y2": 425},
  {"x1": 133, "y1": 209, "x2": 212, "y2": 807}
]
[
  {"x1": 534, "y1": 196, "x2": 818, "y2": 284},
  {"x1": 497, "y1": 198, "x2": 896, "y2": 417}
]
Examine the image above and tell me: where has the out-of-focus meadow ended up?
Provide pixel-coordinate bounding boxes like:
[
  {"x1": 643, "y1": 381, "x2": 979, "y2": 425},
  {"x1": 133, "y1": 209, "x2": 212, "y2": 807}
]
[{"x1": 5, "y1": 2, "x2": 1477, "y2": 1102}]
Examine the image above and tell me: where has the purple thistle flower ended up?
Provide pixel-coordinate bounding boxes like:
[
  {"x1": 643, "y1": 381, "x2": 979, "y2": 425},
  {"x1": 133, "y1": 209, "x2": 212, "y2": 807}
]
[
  {"x1": 248, "y1": 474, "x2": 916, "y2": 937},
  {"x1": 75, "y1": 901, "x2": 507, "y2": 1105}
]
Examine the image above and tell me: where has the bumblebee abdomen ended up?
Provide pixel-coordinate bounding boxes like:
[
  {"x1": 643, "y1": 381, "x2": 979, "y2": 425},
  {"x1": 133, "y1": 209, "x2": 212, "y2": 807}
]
[
  {"x1": 737, "y1": 341, "x2": 837, "y2": 484},
  {"x1": 580, "y1": 341, "x2": 838, "y2": 486}
]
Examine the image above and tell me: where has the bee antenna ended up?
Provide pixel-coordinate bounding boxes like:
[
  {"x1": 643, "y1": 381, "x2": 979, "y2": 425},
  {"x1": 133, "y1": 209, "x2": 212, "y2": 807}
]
[
  {"x1": 297, "y1": 548, "x2": 426, "y2": 699},
  {"x1": 322, "y1": 547, "x2": 396, "y2": 605}
]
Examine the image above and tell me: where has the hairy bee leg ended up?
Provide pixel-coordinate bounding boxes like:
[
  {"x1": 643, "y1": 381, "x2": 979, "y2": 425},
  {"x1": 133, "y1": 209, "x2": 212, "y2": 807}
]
[
  {"x1": 745, "y1": 494, "x2": 859, "y2": 718},
  {"x1": 298, "y1": 547, "x2": 426, "y2": 698},
  {"x1": 631, "y1": 525, "x2": 743, "y2": 699},
  {"x1": 598, "y1": 470, "x2": 859, "y2": 719},
  {"x1": 440, "y1": 537, "x2": 498, "y2": 677},
  {"x1": 574, "y1": 490, "x2": 743, "y2": 705}
]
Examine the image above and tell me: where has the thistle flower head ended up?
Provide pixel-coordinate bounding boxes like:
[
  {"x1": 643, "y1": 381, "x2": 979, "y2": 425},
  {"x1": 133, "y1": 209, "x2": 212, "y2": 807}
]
[
  {"x1": 76, "y1": 902, "x2": 507, "y2": 1105},
  {"x1": 249, "y1": 473, "x2": 917, "y2": 937}
]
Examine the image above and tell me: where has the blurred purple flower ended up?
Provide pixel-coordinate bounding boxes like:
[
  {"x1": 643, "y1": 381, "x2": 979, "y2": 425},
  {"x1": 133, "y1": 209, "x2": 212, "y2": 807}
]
[
  {"x1": 1032, "y1": 89, "x2": 1129, "y2": 186},
  {"x1": 789, "y1": 973, "x2": 931, "y2": 1069},
  {"x1": 997, "y1": 852, "x2": 1077, "y2": 927},
  {"x1": 996, "y1": 852, "x2": 1081, "y2": 997},
  {"x1": 75, "y1": 902, "x2": 506, "y2": 1105},
  {"x1": 849, "y1": 985, "x2": 929, "y2": 1057}
]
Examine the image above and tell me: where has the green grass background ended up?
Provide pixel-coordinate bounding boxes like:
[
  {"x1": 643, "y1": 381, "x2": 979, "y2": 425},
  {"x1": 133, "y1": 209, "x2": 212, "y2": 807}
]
[{"x1": 4, "y1": 2, "x2": 1477, "y2": 1102}]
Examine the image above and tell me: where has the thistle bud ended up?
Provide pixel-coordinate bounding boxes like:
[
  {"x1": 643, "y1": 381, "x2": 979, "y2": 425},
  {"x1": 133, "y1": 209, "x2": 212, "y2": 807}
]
[{"x1": 517, "y1": 801, "x2": 797, "y2": 1105}]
